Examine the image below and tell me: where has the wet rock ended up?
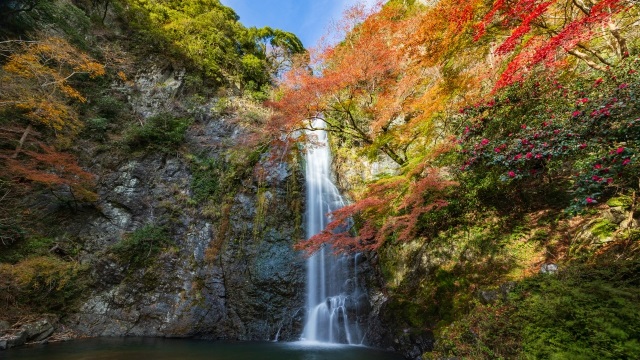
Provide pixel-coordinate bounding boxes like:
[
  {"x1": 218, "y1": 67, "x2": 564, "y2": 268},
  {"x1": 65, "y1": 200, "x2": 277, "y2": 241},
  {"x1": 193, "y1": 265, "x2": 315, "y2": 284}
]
[
  {"x1": 62, "y1": 95, "x2": 306, "y2": 342},
  {"x1": 20, "y1": 318, "x2": 55, "y2": 342},
  {"x1": 0, "y1": 330, "x2": 26, "y2": 349}
]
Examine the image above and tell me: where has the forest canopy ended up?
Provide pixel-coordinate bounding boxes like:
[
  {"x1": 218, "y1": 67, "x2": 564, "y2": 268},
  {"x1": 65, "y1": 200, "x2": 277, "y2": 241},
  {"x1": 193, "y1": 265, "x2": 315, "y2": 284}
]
[
  {"x1": 270, "y1": 0, "x2": 640, "y2": 253},
  {"x1": 120, "y1": 0, "x2": 304, "y2": 91}
]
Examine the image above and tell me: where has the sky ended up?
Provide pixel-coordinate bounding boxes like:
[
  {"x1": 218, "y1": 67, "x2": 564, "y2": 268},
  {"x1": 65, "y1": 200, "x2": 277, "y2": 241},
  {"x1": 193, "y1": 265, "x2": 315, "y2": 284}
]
[{"x1": 219, "y1": 0, "x2": 378, "y2": 48}]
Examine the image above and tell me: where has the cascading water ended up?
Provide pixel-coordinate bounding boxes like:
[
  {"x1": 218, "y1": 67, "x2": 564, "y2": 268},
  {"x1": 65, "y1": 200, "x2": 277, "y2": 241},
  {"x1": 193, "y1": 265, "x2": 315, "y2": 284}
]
[{"x1": 301, "y1": 121, "x2": 365, "y2": 344}]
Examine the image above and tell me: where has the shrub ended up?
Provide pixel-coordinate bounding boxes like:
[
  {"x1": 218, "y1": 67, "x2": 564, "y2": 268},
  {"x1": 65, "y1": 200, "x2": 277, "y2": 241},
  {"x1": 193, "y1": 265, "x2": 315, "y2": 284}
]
[
  {"x1": 0, "y1": 255, "x2": 85, "y2": 312},
  {"x1": 95, "y1": 95, "x2": 127, "y2": 119},
  {"x1": 0, "y1": 237, "x2": 55, "y2": 264},
  {"x1": 124, "y1": 112, "x2": 192, "y2": 152},
  {"x1": 432, "y1": 261, "x2": 640, "y2": 359},
  {"x1": 458, "y1": 56, "x2": 640, "y2": 213},
  {"x1": 84, "y1": 117, "x2": 109, "y2": 141},
  {"x1": 110, "y1": 224, "x2": 172, "y2": 269}
]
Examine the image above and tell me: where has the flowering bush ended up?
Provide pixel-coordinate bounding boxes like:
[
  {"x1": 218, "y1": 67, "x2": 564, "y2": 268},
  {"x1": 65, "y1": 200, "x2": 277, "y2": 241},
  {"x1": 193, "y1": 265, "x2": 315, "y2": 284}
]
[{"x1": 458, "y1": 56, "x2": 640, "y2": 212}]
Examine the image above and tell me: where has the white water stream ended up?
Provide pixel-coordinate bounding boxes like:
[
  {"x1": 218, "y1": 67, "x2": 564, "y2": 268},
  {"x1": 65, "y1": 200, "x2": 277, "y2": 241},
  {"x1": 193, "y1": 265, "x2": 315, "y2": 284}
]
[{"x1": 301, "y1": 121, "x2": 363, "y2": 344}]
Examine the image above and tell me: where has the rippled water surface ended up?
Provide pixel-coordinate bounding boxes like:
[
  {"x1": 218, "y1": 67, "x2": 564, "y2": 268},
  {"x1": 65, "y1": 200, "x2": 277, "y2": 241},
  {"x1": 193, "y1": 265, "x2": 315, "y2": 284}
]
[{"x1": 2, "y1": 338, "x2": 404, "y2": 360}]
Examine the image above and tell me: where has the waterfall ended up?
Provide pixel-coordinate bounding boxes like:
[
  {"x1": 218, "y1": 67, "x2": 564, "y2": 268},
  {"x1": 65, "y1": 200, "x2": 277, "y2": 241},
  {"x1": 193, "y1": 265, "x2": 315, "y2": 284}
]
[{"x1": 301, "y1": 120, "x2": 363, "y2": 344}]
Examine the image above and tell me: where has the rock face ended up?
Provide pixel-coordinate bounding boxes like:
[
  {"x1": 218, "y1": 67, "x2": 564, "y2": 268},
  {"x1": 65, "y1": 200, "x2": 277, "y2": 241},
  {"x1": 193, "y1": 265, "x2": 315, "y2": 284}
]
[
  {"x1": 61, "y1": 66, "x2": 306, "y2": 342},
  {"x1": 359, "y1": 255, "x2": 435, "y2": 360},
  {"x1": 0, "y1": 317, "x2": 58, "y2": 349}
]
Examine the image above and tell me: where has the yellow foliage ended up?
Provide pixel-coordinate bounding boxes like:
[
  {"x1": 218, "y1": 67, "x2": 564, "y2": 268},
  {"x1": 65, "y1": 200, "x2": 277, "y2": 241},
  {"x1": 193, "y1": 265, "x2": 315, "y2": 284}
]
[
  {"x1": 0, "y1": 36, "x2": 104, "y2": 136},
  {"x1": 0, "y1": 256, "x2": 79, "y2": 293}
]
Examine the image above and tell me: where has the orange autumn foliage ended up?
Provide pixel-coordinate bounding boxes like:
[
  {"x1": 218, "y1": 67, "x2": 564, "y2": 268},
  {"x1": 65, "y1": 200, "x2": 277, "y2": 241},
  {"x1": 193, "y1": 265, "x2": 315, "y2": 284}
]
[
  {"x1": 5, "y1": 143, "x2": 97, "y2": 202},
  {"x1": 273, "y1": 0, "x2": 638, "y2": 253},
  {"x1": 295, "y1": 164, "x2": 457, "y2": 254},
  {"x1": 0, "y1": 36, "x2": 103, "y2": 202},
  {"x1": 0, "y1": 36, "x2": 105, "y2": 135}
]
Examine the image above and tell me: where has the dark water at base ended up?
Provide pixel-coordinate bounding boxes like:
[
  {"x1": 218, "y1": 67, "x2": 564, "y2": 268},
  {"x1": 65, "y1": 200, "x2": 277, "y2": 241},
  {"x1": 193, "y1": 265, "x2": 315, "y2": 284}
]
[{"x1": 1, "y1": 338, "x2": 404, "y2": 360}]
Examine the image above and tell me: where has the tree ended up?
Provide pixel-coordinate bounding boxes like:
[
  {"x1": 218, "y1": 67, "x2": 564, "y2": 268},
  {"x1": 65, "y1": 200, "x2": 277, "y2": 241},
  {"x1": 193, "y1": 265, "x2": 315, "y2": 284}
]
[
  {"x1": 270, "y1": 2, "x2": 414, "y2": 166},
  {"x1": 0, "y1": 36, "x2": 105, "y2": 156},
  {"x1": 474, "y1": 0, "x2": 639, "y2": 88},
  {"x1": 5, "y1": 143, "x2": 97, "y2": 202},
  {"x1": 0, "y1": 36, "x2": 103, "y2": 202},
  {"x1": 121, "y1": 0, "x2": 303, "y2": 90},
  {"x1": 269, "y1": 0, "x2": 487, "y2": 167}
]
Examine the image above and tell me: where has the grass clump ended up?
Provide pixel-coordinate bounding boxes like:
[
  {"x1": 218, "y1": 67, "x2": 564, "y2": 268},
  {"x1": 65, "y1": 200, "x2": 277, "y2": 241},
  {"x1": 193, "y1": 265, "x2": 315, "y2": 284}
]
[
  {"x1": 591, "y1": 219, "x2": 618, "y2": 240},
  {"x1": 124, "y1": 112, "x2": 192, "y2": 152},
  {"x1": 110, "y1": 224, "x2": 172, "y2": 270},
  {"x1": 0, "y1": 255, "x2": 86, "y2": 313}
]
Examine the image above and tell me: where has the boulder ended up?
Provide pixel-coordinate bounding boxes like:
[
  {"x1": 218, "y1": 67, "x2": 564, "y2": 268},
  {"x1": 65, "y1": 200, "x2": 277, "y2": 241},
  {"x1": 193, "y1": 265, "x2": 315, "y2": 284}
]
[
  {"x1": 620, "y1": 217, "x2": 639, "y2": 230},
  {"x1": 540, "y1": 263, "x2": 558, "y2": 275},
  {"x1": 0, "y1": 330, "x2": 27, "y2": 350},
  {"x1": 603, "y1": 206, "x2": 627, "y2": 224},
  {"x1": 478, "y1": 290, "x2": 500, "y2": 305},
  {"x1": 20, "y1": 318, "x2": 55, "y2": 342}
]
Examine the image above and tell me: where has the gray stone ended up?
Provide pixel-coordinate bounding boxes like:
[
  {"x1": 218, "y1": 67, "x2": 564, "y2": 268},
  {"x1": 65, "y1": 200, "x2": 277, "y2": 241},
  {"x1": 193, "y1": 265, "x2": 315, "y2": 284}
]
[
  {"x1": 61, "y1": 96, "x2": 308, "y2": 343},
  {"x1": 0, "y1": 330, "x2": 26, "y2": 349},
  {"x1": 604, "y1": 206, "x2": 627, "y2": 224},
  {"x1": 21, "y1": 319, "x2": 55, "y2": 342},
  {"x1": 620, "y1": 217, "x2": 639, "y2": 230},
  {"x1": 500, "y1": 281, "x2": 517, "y2": 297},
  {"x1": 479, "y1": 290, "x2": 500, "y2": 305},
  {"x1": 0, "y1": 321, "x2": 9, "y2": 331},
  {"x1": 540, "y1": 263, "x2": 559, "y2": 274}
]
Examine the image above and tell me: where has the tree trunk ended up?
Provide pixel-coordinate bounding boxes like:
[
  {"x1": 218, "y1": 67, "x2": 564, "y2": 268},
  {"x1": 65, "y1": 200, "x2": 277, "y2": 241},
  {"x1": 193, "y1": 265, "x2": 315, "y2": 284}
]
[{"x1": 12, "y1": 124, "x2": 32, "y2": 158}]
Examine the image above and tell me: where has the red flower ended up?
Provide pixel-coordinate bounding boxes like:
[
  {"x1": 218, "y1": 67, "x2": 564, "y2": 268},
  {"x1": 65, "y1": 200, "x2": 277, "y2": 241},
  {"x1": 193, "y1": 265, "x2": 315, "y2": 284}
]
[
  {"x1": 619, "y1": 83, "x2": 629, "y2": 89},
  {"x1": 586, "y1": 197, "x2": 595, "y2": 204},
  {"x1": 617, "y1": 147, "x2": 625, "y2": 154},
  {"x1": 622, "y1": 158, "x2": 631, "y2": 165},
  {"x1": 579, "y1": 143, "x2": 587, "y2": 149},
  {"x1": 526, "y1": 152, "x2": 533, "y2": 159},
  {"x1": 521, "y1": 124, "x2": 527, "y2": 129},
  {"x1": 508, "y1": 171, "x2": 516, "y2": 178},
  {"x1": 572, "y1": 110, "x2": 582, "y2": 117},
  {"x1": 481, "y1": 138, "x2": 490, "y2": 145},
  {"x1": 514, "y1": 154, "x2": 522, "y2": 160},
  {"x1": 594, "y1": 164, "x2": 602, "y2": 169},
  {"x1": 606, "y1": 178, "x2": 613, "y2": 184}
]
